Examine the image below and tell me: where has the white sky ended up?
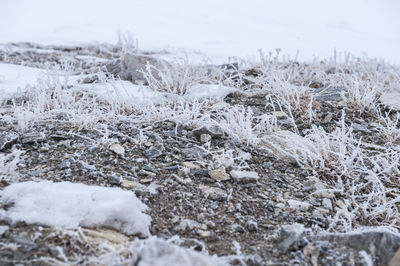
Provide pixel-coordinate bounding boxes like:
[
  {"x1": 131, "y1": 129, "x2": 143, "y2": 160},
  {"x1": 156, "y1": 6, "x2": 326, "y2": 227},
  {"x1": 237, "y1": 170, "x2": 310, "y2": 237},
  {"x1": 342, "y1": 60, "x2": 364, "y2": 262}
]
[{"x1": 1, "y1": 0, "x2": 399, "y2": 63}]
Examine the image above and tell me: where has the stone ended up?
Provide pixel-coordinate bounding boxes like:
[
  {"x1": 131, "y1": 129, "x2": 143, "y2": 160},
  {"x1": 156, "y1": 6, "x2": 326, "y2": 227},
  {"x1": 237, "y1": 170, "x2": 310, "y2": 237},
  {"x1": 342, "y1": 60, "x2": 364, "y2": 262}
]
[
  {"x1": 247, "y1": 220, "x2": 258, "y2": 232},
  {"x1": 199, "y1": 184, "x2": 227, "y2": 201},
  {"x1": 182, "y1": 161, "x2": 200, "y2": 169},
  {"x1": 322, "y1": 198, "x2": 333, "y2": 210},
  {"x1": 200, "y1": 134, "x2": 212, "y2": 143},
  {"x1": 144, "y1": 147, "x2": 163, "y2": 159},
  {"x1": 83, "y1": 228, "x2": 129, "y2": 245},
  {"x1": 193, "y1": 125, "x2": 224, "y2": 139},
  {"x1": 121, "y1": 53, "x2": 168, "y2": 83},
  {"x1": 209, "y1": 167, "x2": 230, "y2": 181},
  {"x1": 287, "y1": 199, "x2": 311, "y2": 211},
  {"x1": 21, "y1": 132, "x2": 46, "y2": 144},
  {"x1": 311, "y1": 227, "x2": 400, "y2": 266},
  {"x1": 121, "y1": 179, "x2": 136, "y2": 189},
  {"x1": 278, "y1": 223, "x2": 306, "y2": 252},
  {"x1": 230, "y1": 170, "x2": 259, "y2": 183},
  {"x1": 314, "y1": 86, "x2": 348, "y2": 102},
  {"x1": 109, "y1": 143, "x2": 125, "y2": 156},
  {"x1": 0, "y1": 132, "x2": 18, "y2": 151}
]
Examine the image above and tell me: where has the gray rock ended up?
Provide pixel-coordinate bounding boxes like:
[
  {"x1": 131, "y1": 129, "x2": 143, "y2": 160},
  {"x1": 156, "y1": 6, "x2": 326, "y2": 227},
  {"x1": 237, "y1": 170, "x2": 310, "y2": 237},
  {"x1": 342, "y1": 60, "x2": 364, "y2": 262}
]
[
  {"x1": 183, "y1": 146, "x2": 204, "y2": 160},
  {"x1": 193, "y1": 125, "x2": 224, "y2": 139},
  {"x1": 209, "y1": 167, "x2": 230, "y2": 181},
  {"x1": 322, "y1": 198, "x2": 333, "y2": 210},
  {"x1": 247, "y1": 220, "x2": 258, "y2": 232},
  {"x1": 0, "y1": 132, "x2": 18, "y2": 150},
  {"x1": 21, "y1": 132, "x2": 46, "y2": 144},
  {"x1": 230, "y1": 170, "x2": 259, "y2": 183},
  {"x1": 312, "y1": 227, "x2": 400, "y2": 266},
  {"x1": 199, "y1": 184, "x2": 227, "y2": 201},
  {"x1": 144, "y1": 146, "x2": 163, "y2": 159},
  {"x1": 105, "y1": 53, "x2": 169, "y2": 83},
  {"x1": 314, "y1": 87, "x2": 348, "y2": 102},
  {"x1": 278, "y1": 223, "x2": 306, "y2": 252}
]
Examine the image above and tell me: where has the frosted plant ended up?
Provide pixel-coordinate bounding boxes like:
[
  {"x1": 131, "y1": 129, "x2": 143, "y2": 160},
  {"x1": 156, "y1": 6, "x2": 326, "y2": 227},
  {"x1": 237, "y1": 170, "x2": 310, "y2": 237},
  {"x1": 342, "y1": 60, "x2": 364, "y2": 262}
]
[{"x1": 216, "y1": 105, "x2": 277, "y2": 146}]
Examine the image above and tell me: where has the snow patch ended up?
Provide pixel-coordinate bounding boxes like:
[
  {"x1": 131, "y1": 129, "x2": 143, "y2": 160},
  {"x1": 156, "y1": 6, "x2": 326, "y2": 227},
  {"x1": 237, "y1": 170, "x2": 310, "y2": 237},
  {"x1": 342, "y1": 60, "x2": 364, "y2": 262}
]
[
  {"x1": 1, "y1": 181, "x2": 151, "y2": 237},
  {"x1": 132, "y1": 237, "x2": 229, "y2": 266}
]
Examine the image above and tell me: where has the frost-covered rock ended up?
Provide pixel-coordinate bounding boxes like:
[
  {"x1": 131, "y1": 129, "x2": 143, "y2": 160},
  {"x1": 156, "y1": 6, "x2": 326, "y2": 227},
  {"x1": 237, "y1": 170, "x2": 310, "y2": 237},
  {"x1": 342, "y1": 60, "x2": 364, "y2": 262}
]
[
  {"x1": 287, "y1": 199, "x2": 311, "y2": 211},
  {"x1": 278, "y1": 223, "x2": 306, "y2": 252},
  {"x1": 106, "y1": 53, "x2": 168, "y2": 83},
  {"x1": 311, "y1": 227, "x2": 400, "y2": 266},
  {"x1": 229, "y1": 170, "x2": 259, "y2": 183},
  {"x1": 0, "y1": 132, "x2": 18, "y2": 151},
  {"x1": 209, "y1": 167, "x2": 230, "y2": 181},
  {"x1": 1, "y1": 181, "x2": 151, "y2": 237}
]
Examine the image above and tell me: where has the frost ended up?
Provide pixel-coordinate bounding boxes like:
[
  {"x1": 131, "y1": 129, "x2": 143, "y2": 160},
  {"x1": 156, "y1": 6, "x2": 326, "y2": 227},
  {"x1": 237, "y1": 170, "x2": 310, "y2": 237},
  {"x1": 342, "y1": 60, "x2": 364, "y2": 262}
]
[{"x1": 1, "y1": 181, "x2": 151, "y2": 237}]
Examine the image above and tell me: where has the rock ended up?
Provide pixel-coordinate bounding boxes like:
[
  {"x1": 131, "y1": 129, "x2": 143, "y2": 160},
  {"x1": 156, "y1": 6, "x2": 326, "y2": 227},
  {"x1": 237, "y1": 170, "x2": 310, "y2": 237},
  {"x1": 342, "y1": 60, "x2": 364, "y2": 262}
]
[
  {"x1": 21, "y1": 132, "x2": 46, "y2": 144},
  {"x1": 144, "y1": 147, "x2": 163, "y2": 159},
  {"x1": 287, "y1": 199, "x2": 311, "y2": 211},
  {"x1": 209, "y1": 167, "x2": 230, "y2": 181},
  {"x1": 230, "y1": 170, "x2": 259, "y2": 183},
  {"x1": 183, "y1": 146, "x2": 204, "y2": 160},
  {"x1": 109, "y1": 143, "x2": 125, "y2": 156},
  {"x1": 312, "y1": 227, "x2": 400, "y2": 266},
  {"x1": 0, "y1": 132, "x2": 18, "y2": 151},
  {"x1": 122, "y1": 53, "x2": 168, "y2": 83},
  {"x1": 121, "y1": 179, "x2": 136, "y2": 189},
  {"x1": 247, "y1": 220, "x2": 258, "y2": 232},
  {"x1": 278, "y1": 223, "x2": 306, "y2": 252},
  {"x1": 322, "y1": 198, "x2": 333, "y2": 210},
  {"x1": 199, "y1": 184, "x2": 227, "y2": 201},
  {"x1": 108, "y1": 174, "x2": 122, "y2": 185},
  {"x1": 193, "y1": 125, "x2": 224, "y2": 139},
  {"x1": 182, "y1": 161, "x2": 200, "y2": 169},
  {"x1": 105, "y1": 59, "x2": 122, "y2": 75},
  {"x1": 314, "y1": 86, "x2": 348, "y2": 102},
  {"x1": 200, "y1": 134, "x2": 212, "y2": 143},
  {"x1": 193, "y1": 168, "x2": 210, "y2": 177},
  {"x1": 83, "y1": 228, "x2": 129, "y2": 245}
]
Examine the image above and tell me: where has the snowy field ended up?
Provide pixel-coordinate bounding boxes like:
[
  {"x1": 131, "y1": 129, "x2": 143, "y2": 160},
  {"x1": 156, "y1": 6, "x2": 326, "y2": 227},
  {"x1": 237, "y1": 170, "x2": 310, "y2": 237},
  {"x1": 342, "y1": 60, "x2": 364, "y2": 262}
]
[
  {"x1": 1, "y1": 1, "x2": 400, "y2": 265},
  {"x1": 1, "y1": 0, "x2": 400, "y2": 63}
]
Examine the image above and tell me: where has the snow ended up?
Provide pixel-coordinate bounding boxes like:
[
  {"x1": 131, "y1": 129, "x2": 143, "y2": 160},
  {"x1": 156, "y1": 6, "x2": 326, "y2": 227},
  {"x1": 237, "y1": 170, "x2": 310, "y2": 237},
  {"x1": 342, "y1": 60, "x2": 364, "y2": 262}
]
[
  {"x1": 0, "y1": 63, "x2": 45, "y2": 95},
  {"x1": 1, "y1": 0, "x2": 399, "y2": 63},
  {"x1": 132, "y1": 237, "x2": 229, "y2": 266},
  {"x1": 0, "y1": 181, "x2": 151, "y2": 237}
]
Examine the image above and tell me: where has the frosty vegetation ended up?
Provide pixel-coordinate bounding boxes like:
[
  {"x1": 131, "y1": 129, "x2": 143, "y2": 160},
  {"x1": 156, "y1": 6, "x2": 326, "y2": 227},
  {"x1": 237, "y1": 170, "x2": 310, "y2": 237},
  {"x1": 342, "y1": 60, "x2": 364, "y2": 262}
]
[{"x1": 1, "y1": 43, "x2": 400, "y2": 264}]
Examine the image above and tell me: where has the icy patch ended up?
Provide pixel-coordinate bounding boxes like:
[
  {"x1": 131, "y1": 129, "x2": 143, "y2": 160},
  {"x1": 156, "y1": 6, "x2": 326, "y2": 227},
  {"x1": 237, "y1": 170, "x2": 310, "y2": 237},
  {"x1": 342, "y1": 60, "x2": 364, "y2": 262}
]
[
  {"x1": 0, "y1": 63, "x2": 45, "y2": 95},
  {"x1": 80, "y1": 80, "x2": 168, "y2": 104},
  {"x1": 380, "y1": 92, "x2": 400, "y2": 110},
  {"x1": 132, "y1": 237, "x2": 229, "y2": 266},
  {"x1": 81, "y1": 81, "x2": 237, "y2": 105},
  {"x1": 185, "y1": 84, "x2": 237, "y2": 100},
  {"x1": 1, "y1": 181, "x2": 151, "y2": 237}
]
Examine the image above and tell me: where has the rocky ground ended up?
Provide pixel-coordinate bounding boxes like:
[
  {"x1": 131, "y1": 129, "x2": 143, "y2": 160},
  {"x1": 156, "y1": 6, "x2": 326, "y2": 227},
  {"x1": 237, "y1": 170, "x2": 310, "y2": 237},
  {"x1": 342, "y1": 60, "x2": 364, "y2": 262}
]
[{"x1": 0, "y1": 42, "x2": 400, "y2": 265}]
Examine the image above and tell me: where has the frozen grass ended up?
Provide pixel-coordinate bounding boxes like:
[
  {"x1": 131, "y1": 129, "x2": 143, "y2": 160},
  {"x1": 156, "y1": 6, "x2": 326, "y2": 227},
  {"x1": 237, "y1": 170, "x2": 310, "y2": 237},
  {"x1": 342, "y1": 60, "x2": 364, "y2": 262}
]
[{"x1": 1, "y1": 49, "x2": 400, "y2": 236}]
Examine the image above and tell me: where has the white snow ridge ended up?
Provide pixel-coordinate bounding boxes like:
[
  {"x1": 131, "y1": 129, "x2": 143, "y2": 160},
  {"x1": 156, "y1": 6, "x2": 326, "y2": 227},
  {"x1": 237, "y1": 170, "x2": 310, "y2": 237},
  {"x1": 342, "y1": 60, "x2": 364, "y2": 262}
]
[{"x1": 0, "y1": 181, "x2": 151, "y2": 237}]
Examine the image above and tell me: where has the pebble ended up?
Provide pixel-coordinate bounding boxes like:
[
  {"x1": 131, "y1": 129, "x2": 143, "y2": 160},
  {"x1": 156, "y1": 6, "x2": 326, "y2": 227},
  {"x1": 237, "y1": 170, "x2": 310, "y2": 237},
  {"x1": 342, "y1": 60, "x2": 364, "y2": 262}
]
[
  {"x1": 209, "y1": 167, "x2": 231, "y2": 181},
  {"x1": 230, "y1": 170, "x2": 259, "y2": 183},
  {"x1": 322, "y1": 198, "x2": 333, "y2": 210},
  {"x1": 247, "y1": 220, "x2": 258, "y2": 232},
  {"x1": 287, "y1": 199, "x2": 311, "y2": 211},
  {"x1": 199, "y1": 184, "x2": 227, "y2": 201},
  {"x1": 109, "y1": 143, "x2": 125, "y2": 156}
]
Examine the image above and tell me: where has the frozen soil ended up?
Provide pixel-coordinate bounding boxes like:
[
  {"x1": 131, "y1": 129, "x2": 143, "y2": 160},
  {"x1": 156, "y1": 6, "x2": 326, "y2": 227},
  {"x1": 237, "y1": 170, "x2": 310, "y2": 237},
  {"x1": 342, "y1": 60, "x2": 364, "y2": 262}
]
[{"x1": 1, "y1": 43, "x2": 400, "y2": 265}]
